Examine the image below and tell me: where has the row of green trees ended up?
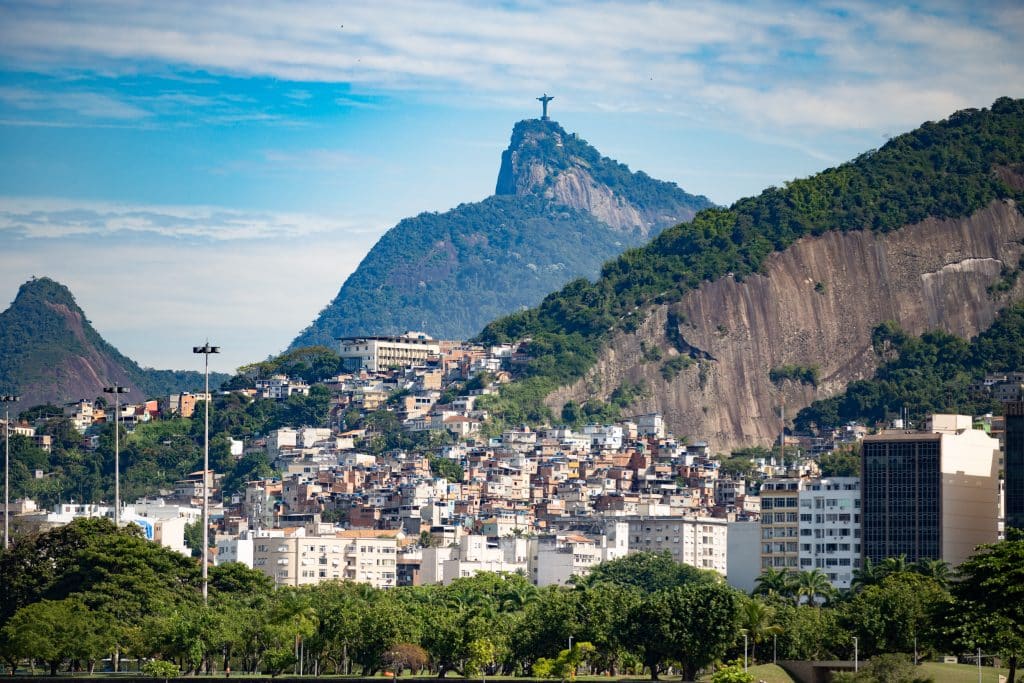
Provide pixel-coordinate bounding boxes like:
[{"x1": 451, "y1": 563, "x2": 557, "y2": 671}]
[{"x1": 1, "y1": 520, "x2": 1021, "y2": 681}]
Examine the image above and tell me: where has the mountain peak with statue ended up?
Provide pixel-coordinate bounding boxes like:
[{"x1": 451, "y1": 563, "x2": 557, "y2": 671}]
[{"x1": 290, "y1": 102, "x2": 713, "y2": 349}]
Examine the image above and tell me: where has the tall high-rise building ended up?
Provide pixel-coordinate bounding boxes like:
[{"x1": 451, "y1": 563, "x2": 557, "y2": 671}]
[
  {"x1": 759, "y1": 476, "x2": 861, "y2": 590},
  {"x1": 798, "y1": 477, "x2": 861, "y2": 589},
  {"x1": 760, "y1": 478, "x2": 801, "y2": 571},
  {"x1": 861, "y1": 414, "x2": 1000, "y2": 567},
  {"x1": 1005, "y1": 401, "x2": 1024, "y2": 531}
]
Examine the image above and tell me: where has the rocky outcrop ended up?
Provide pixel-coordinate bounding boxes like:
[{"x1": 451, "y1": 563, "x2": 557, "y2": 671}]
[
  {"x1": 547, "y1": 199, "x2": 1024, "y2": 450},
  {"x1": 495, "y1": 119, "x2": 712, "y2": 237}
]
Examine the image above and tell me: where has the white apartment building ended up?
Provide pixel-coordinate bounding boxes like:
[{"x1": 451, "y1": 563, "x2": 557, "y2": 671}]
[
  {"x1": 626, "y1": 515, "x2": 728, "y2": 573},
  {"x1": 797, "y1": 477, "x2": 861, "y2": 589},
  {"x1": 64, "y1": 399, "x2": 95, "y2": 432},
  {"x1": 252, "y1": 529, "x2": 401, "y2": 588},
  {"x1": 637, "y1": 414, "x2": 666, "y2": 439},
  {"x1": 338, "y1": 333, "x2": 441, "y2": 372},
  {"x1": 256, "y1": 375, "x2": 310, "y2": 400},
  {"x1": 531, "y1": 525, "x2": 630, "y2": 586},
  {"x1": 760, "y1": 478, "x2": 801, "y2": 571},
  {"x1": 581, "y1": 424, "x2": 624, "y2": 451},
  {"x1": 420, "y1": 534, "x2": 528, "y2": 584},
  {"x1": 618, "y1": 515, "x2": 758, "y2": 590}
]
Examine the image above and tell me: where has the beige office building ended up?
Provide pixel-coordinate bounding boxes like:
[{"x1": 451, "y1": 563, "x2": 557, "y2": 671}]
[
  {"x1": 253, "y1": 530, "x2": 401, "y2": 588},
  {"x1": 760, "y1": 478, "x2": 801, "y2": 570},
  {"x1": 338, "y1": 333, "x2": 441, "y2": 372}
]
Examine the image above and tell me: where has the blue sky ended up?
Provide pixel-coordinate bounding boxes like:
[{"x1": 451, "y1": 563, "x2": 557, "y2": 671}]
[{"x1": 0, "y1": 1, "x2": 1022, "y2": 374}]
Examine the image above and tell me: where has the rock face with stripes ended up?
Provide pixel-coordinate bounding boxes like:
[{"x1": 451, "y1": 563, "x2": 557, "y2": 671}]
[{"x1": 546, "y1": 197, "x2": 1024, "y2": 450}]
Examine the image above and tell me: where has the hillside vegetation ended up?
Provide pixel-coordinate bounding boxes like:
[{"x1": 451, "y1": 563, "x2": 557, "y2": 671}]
[
  {"x1": 795, "y1": 302, "x2": 1024, "y2": 431},
  {"x1": 477, "y1": 97, "x2": 1024, "y2": 425}
]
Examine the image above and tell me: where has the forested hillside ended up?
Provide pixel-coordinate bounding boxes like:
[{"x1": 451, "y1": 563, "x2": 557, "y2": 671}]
[
  {"x1": 477, "y1": 97, "x2": 1024, "y2": 425},
  {"x1": 795, "y1": 302, "x2": 1024, "y2": 431}
]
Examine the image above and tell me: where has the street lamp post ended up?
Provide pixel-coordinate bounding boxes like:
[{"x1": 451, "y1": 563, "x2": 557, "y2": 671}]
[
  {"x1": 193, "y1": 343, "x2": 219, "y2": 604},
  {"x1": 853, "y1": 636, "x2": 858, "y2": 673},
  {"x1": 2, "y1": 394, "x2": 20, "y2": 549},
  {"x1": 102, "y1": 386, "x2": 129, "y2": 527}
]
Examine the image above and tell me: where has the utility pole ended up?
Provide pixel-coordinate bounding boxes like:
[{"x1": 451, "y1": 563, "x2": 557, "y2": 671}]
[
  {"x1": 193, "y1": 343, "x2": 219, "y2": 604},
  {"x1": 102, "y1": 386, "x2": 129, "y2": 526},
  {"x1": 2, "y1": 394, "x2": 19, "y2": 548}
]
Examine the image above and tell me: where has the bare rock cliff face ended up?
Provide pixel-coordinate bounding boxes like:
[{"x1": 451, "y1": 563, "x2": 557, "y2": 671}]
[
  {"x1": 494, "y1": 120, "x2": 707, "y2": 237},
  {"x1": 547, "y1": 199, "x2": 1024, "y2": 450}
]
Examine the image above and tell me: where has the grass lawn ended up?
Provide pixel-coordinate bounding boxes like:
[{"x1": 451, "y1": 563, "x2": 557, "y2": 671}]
[
  {"x1": 918, "y1": 661, "x2": 1009, "y2": 683},
  {"x1": 746, "y1": 663, "x2": 797, "y2": 683}
]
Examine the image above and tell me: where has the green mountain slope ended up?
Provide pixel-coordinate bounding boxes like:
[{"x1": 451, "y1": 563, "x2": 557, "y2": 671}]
[
  {"x1": 476, "y1": 97, "x2": 1024, "y2": 424},
  {"x1": 0, "y1": 277, "x2": 229, "y2": 408},
  {"x1": 290, "y1": 119, "x2": 712, "y2": 348},
  {"x1": 795, "y1": 303, "x2": 1024, "y2": 431}
]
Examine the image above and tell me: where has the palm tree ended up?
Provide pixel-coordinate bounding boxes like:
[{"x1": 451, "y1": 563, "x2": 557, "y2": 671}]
[
  {"x1": 880, "y1": 554, "x2": 909, "y2": 577},
  {"x1": 912, "y1": 558, "x2": 950, "y2": 588},
  {"x1": 851, "y1": 557, "x2": 882, "y2": 592},
  {"x1": 794, "y1": 569, "x2": 833, "y2": 607},
  {"x1": 753, "y1": 567, "x2": 795, "y2": 601},
  {"x1": 738, "y1": 598, "x2": 784, "y2": 664}
]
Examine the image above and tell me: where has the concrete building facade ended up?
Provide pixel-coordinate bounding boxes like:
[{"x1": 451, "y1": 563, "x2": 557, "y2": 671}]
[
  {"x1": 338, "y1": 333, "x2": 441, "y2": 372},
  {"x1": 797, "y1": 477, "x2": 860, "y2": 589}
]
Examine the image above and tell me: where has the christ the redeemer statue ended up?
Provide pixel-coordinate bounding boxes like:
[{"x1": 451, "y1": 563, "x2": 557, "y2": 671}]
[{"x1": 537, "y1": 93, "x2": 554, "y2": 121}]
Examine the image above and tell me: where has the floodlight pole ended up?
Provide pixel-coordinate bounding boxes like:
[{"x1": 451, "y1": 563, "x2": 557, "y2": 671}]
[
  {"x1": 193, "y1": 343, "x2": 219, "y2": 604},
  {"x1": 102, "y1": 386, "x2": 129, "y2": 526},
  {"x1": 2, "y1": 395, "x2": 20, "y2": 548}
]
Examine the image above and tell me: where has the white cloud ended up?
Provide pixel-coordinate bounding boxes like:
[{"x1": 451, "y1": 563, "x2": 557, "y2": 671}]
[
  {"x1": 0, "y1": 1, "x2": 1020, "y2": 133},
  {"x1": 0, "y1": 198, "x2": 388, "y2": 372},
  {"x1": 0, "y1": 197, "x2": 374, "y2": 241},
  {"x1": 0, "y1": 85, "x2": 151, "y2": 120}
]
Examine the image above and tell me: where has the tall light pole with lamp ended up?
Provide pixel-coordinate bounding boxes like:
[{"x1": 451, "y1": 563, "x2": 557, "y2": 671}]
[
  {"x1": 2, "y1": 394, "x2": 20, "y2": 549},
  {"x1": 102, "y1": 386, "x2": 129, "y2": 527},
  {"x1": 193, "y1": 343, "x2": 219, "y2": 604}
]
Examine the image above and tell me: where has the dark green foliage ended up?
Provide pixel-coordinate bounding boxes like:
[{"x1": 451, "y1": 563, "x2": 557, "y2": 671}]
[
  {"x1": 478, "y1": 99, "x2": 1024, "y2": 424},
  {"x1": 221, "y1": 452, "x2": 276, "y2": 496},
  {"x1": 833, "y1": 653, "x2": 933, "y2": 683},
  {"x1": 558, "y1": 381, "x2": 648, "y2": 426},
  {"x1": 579, "y1": 551, "x2": 718, "y2": 593},
  {"x1": 796, "y1": 301, "x2": 1024, "y2": 431},
  {"x1": 236, "y1": 346, "x2": 343, "y2": 384},
  {"x1": 940, "y1": 532, "x2": 1024, "y2": 683},
  {"x1": 769, "y1": 364, "x2": 820, "y2": 387},
  {"x1": 819, "y1": 447, "x2": 861, "y2": 476},
  {"x1": 641, "y1": 342, "x2": 663, "y2": 362},
  {"x1": 429, "y1": 455, "x2": 464, "y2": 482},
  {"x1": 718, "y1": 453, "x2": 757, "y2": 479},
  {"x1": 621, "y1": 581, "x2": 741, "y2": 680},
  {"x1": 661, "y1": 355, "x2": 692, "y2": 381}
]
